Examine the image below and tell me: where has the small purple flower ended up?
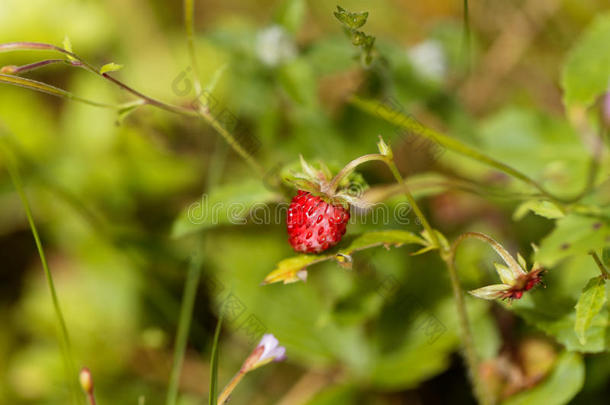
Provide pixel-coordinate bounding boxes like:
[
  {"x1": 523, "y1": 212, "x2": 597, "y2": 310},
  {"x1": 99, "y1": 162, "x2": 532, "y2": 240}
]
[
  {"x1": 242, "y1": 333, "x2": 286, "y2": 371},
  {"x1": 257, "y1": 334, "x2": 287, "y2": 363}
]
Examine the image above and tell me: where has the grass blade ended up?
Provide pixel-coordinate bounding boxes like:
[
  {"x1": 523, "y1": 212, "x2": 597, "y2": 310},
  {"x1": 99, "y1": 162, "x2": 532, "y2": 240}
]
[
  {"x1": 165, "y1": 251, "x2": 205, "y2": 405},
  {"x1": 0, "y1": 133, "x2": 80, "y2": 404},
  {"x1": 209, "y1": 311, "x2": 224, "y2": 405},
  {"x1": 0, "y1": 73, "x2": 119, "y2": 108}
]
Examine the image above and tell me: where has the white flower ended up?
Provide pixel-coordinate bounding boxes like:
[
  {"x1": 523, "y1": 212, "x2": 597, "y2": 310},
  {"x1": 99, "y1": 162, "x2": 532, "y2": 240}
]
[
  {"x1": 407, "y1": 39, "x2": 447, "y2": 82},
  {"x1": 256, "y1": 25, "x2": 296, "y2": 67}
]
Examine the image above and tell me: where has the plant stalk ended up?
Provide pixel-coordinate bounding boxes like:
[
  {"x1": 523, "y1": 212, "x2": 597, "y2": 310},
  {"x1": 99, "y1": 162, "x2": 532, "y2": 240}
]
[
  {"x1": 589, "y1": 251, "x2": 610, "y2": 280},
  {"x1": 350, "y1": 96, "x2": 590, "y2": 205},
  {"x1": 0, "y1": 42, "x2": 264, "y2": 175},
  {"x1": 1, "y1": 140, "x2": 80, "y2": 404},
  {"x1": 217, "y1": 370, "x2": 247, "y2": 405},
  {"x1": 165, "y1": 251, "x2": 205, "y2": 405},
  {"x1": 447, "y1": 234, "x2": 496, "y2": 405}
]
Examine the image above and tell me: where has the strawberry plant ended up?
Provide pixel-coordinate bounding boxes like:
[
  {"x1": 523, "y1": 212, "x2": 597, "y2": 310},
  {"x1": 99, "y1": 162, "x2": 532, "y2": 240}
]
[{"x1": 0, "y1": 1, "x2": 609, "y2": 405}]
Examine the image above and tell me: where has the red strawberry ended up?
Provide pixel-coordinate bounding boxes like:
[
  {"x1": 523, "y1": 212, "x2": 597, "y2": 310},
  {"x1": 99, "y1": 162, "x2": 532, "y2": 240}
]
[{"x1": 287, "y1": 190, "x2": 350, "y2": 253}]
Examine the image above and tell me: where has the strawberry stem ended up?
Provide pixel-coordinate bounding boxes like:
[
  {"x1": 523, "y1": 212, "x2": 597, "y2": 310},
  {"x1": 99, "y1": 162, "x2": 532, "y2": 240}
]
[
  {"x1": 327, "y1": 153, "x2": 387, "y2": 193},
  {"x1": 453, "y1": 232, "x2": 526, "y2": 277},
  {"x1": 589, "y1": 251, "x2": 610, "y2": 279},
  {"x1": 327, "y1": 153, "x2": 439, "y2": 248},
  {"x1": 446, "y1": 243, "x2": 493, "y2": 405},
  {"x1": 383, "y1": 158, "x2": 439, "y2": 249}
]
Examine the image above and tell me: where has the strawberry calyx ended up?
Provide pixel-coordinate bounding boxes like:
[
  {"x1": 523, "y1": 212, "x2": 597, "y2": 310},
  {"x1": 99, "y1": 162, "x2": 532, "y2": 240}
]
[{"x1": 282, "y1": 155, "x2": 370, "y2": 209}]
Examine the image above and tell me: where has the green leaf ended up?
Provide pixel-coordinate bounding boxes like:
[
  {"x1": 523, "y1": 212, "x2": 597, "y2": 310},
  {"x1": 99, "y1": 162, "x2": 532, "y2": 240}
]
[
  {"x1": 171, "y1": 180, "x2": 280, "y2": 238},
  {"x1": 514, "y1": 199, "x2": 564, "y2": 220},
  {"x1": 536, "y1": 214, "x2": 610, "y2": 267},
  {"x1": 502, "y1": 352, "x2": 584, "y2": 405},
  {"x1": 575, "y1": 276, "x2": 607, "y2": 345},
  {"x1": 561, "y1": 13, "x2": 610, "y2": 108},
  {"x1": 116, "y1": 101, "x2": 144, "y2": 124},
  {"x1": 509, "y1": 255, "x2": 610, "y2": 352},
  {"x1": 262, "y1": 230, "x2": 426, "y2": 284},
  {"x1": 209, "y1": 313, "x2": 223, "y2": 405},
  {"x1": 278, "y1": 58, "x2": 317, "y2": 106},
  {"x1": 100, "y1": 62, "x2": 123, "y2": 75},
  {"x1": 275, "y1": 0, "x2": 306, "y2": 34},
  {"x1": 369, "y1": 298, "x2": 491, "y2": 389}
]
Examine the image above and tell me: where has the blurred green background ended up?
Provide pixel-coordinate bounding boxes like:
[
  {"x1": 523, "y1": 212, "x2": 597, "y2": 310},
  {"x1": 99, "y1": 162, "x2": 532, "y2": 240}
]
[{"x1": 1, "y1": 0, "x2": 610, "y2": 404}]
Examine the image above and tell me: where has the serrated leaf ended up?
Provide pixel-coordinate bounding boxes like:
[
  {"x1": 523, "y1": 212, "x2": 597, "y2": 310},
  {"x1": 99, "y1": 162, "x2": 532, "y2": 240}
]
[
  {"x1": 100, "y1": 62, "x2": 123, "y2": 75},
  {"x1": 262, "y1": 230, "x2": 426, "y2": 285},
  {"x1": 171, "y1": 180, "x2": 280, "y2": 238},
  {"x1": 561, "y1": 13, "x2": 610, "y2": 109},
  {"x1": 509, "y1": 254, "x2": 610, "y2": 352},
  {"x1": 502, "y1": 352, "x2": 584, "y2": 405},
  {"x1": 514, "y1": 199, "x2": 564, "y2": 220},
  {"x1": 333, "y1": 6, "x2": 368, "y2": 30},
  {"x1": 575, "y1": 276, "x2": 607, "y2": 345}
]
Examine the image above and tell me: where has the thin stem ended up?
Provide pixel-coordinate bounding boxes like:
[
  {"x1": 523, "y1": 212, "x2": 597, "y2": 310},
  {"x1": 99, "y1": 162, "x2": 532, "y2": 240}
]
[
  {"x1": 462, "y1": 0, "x2": 471, "y2": 74},
  {"x1": 589, "y1": 251, "x2": 610, "y2": 280},
  {"x1": 328, "y1": 153, "x2": 387, "y2": 192},
  {"x1": 99, "y1": 72, "x2": 199, "y2": 116},
  {"x1": 184, "y1": 0, "x2": 203, "y2": 96},
  {"x1": 86, "y1": 392, "x2": 97, "y2": 405},
  {"x1": 217, "y1": 370, "x2": 247, "y2": 405},
  {"x1": 350, "y1": 96, "x2": 581, "y2": 204},
  {"x1": 327, "y1": 153, "x2": 439, "y2": 247},
  {"x1": 1, "y1": 59, "x2": 66, "y2": 74},
  {"x1": 385, "y1": 159, "x2": 439, "y2": 248},
  {"x1": 0, "y1": 42, "x2": 264, "y2": 175},
  {"x1": 1, "y1": 142, "x2": 80, "y2": 404},
  {"x1": 194, "y1": 103, "x2": 265, "y2": 175},
  {"x1": 447, "y1": 234, "x2": 496, "y2": 405},
  {"x1": 165, "y1": 251, "x2": 205, "y2": 405},
  {"x1": 0, "y1": 73, "x2": 120, "y2": 108},
  {"x1": 454, "y1": 232, "x2": 525, "y2": 275}
]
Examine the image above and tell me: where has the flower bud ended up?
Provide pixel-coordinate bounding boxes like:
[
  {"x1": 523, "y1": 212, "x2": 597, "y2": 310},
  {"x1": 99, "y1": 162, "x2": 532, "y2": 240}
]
[
  {"x1": 79, "y1": 367, "x2": 94, "y2": 395},
  {"x1": 0, "y1": 65, "x2": 17, "y2": 74},
  {"x1": 377, "y1": 135, "x2": 393, "y2": 159}
]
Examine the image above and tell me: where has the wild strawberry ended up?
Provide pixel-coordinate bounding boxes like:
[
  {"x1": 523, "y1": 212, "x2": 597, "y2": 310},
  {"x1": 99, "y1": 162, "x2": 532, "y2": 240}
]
[
  {"x1": 287, "y1": 191, "x2": 350, "y2": 253},
  {"x1": 283, "y1": 155, "x2": 371, "y2": 254}
]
